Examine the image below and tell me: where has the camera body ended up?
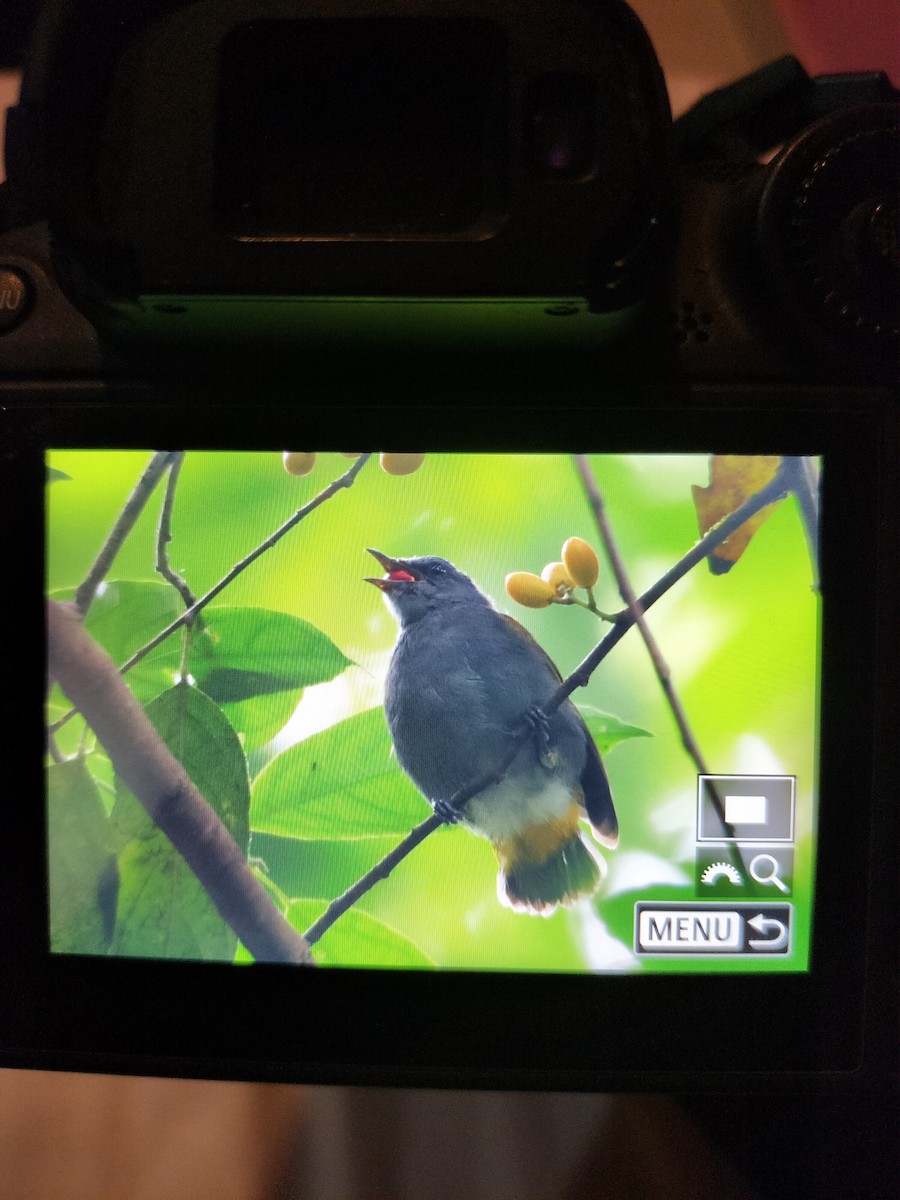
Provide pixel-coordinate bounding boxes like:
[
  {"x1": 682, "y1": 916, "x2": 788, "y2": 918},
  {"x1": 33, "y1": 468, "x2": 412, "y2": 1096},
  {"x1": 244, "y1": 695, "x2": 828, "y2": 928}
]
[
  {"x1": 0, "y1": 0, "x2": 897, "y2": 1100},
  {"x1": 1, "y1": 0, "x2": 896, "y2": 390}
]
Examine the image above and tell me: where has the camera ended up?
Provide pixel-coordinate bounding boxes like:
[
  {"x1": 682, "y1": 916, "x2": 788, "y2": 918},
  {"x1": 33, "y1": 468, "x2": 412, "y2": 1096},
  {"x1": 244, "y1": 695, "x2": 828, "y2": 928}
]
[
  {"x1": 2, "y1": 0, "x2": 897, "y2": 388},
  {"x1": 0, "y1": 0, "x2": 896, "y2": 1101}
]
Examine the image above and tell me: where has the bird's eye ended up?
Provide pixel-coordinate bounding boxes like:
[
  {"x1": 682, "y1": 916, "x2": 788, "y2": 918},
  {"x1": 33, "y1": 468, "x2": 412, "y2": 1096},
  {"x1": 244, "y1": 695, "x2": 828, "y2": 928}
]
[{"x1": 432, "y1": 564, "x2": 446, "y2": 575}]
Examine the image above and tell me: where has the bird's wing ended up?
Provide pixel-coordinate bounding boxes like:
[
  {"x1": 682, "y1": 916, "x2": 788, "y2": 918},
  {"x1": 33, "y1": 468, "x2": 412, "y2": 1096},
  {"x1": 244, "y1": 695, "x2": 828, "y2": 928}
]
[
  {"x1": 498, "y1": 614, "x2": 564, "y2": 681},
  {"x1": 578, "y1": 733, "x2": 619, "y2": 848},
  {"x1": 500, "y1": 615, "x2": 618, "y2": 847}
]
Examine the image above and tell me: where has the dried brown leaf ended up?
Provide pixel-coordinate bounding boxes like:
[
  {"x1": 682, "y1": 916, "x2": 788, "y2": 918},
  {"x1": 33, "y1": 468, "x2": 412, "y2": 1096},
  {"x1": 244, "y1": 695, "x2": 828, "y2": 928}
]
[{"x1": 691, "y1": 455, "x2": 783, "y2": 574}]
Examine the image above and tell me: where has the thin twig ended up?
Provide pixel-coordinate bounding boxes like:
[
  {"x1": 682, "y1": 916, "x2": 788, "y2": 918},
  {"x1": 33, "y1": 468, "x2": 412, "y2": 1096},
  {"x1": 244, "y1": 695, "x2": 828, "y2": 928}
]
[
  {"x1": 303, "y1": 816, "x2": 443, "y2": 946},
  {"x1": 46, "y1": 733, "x2": 66, "y2": 764},
  {"x1": 573, "y1": 454, "x2": 742, "y2": 869},
  {"x1": 303, "y1": 466, "x2": 792, "y2": 946},
  {"x1": 49, "y1": 454, "x2": 373, "y2": 734},
  {"x1": 155, "y1": 452, "x2": 199, "y2": 616},
  {"x1": 574, "y1": 453, "x2": 713, "y2": 773},
  {"x1": 75, "y1": 452, "x2": 176, "y2": 616}
]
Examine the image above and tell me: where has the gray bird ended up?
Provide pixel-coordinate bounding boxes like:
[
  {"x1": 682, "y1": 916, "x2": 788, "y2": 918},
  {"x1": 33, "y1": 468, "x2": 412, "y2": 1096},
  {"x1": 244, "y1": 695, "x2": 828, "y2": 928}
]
[{"x1": 366, "y1": 550, "x2": 618, "y2": 914}]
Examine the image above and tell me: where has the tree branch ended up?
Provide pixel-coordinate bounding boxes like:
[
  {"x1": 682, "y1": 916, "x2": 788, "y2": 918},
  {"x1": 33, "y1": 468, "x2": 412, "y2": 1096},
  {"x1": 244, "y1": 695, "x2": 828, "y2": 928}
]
[
  {"x1": 302, "y1": 815, "x2": 443, "y2": 947},
  {"x1": 75, "y1": 452, "x2": 176, "y2": 616},
  {"x1": 303, "y1": 465, "x2": 792, "y2": 945},
  {"x1": 47, "y1": 600, "x2": 313, "y2": 965}
]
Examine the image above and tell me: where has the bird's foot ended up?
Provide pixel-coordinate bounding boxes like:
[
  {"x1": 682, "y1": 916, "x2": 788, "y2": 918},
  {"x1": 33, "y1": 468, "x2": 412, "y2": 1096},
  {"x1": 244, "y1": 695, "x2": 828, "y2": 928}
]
[
  {"x1": 433, "y1": 798, "x2": 461, "y2": 825},
  {"x1": 525, "y1": 705, "x2": 560, "y2": 768}
]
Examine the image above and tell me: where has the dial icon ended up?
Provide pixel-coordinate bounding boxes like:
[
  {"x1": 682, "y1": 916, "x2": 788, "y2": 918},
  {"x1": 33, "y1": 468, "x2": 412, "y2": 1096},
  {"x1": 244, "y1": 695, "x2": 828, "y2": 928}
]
[{"x1": 700, "y1": 861, "x2": 743, "y2": 886}]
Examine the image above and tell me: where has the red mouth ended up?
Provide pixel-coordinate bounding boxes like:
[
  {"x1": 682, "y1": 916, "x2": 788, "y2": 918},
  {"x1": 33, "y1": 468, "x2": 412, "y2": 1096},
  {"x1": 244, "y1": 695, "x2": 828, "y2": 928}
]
[{"x1": 364, "y1": 549, "x2": 421, "y2": 590}]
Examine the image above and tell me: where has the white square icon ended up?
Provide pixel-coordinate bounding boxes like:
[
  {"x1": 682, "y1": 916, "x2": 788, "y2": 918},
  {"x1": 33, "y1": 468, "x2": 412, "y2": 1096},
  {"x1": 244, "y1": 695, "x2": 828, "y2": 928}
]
[
  {"x1": 724, "y1": 794, "x2": 767, "y2": 825},
  {"x1": 697, "y1": 775, "x2": 795, "y2": 842}
]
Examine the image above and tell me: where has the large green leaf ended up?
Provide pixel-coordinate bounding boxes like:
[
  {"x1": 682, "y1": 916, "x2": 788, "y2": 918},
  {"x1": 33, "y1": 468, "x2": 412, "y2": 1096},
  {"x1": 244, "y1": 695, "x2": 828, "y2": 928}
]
[
  {"x1": 286, "y1": 899, "x2": 434, "y2": 967},
  {"x1": 581, "y1": 709, "x2": 652, "y2": 755},
  {"x1": 193, "y1": 606, "x2": 352, "y2": 700},
  {"x1": 192, "y1": 606, "x2": 352, "y2": 750},
  {"x1": 249, "y1": 831, "x2": 402, "y2": 901},
  {"x1": 219, "y1": 691, "x2": 302, "y2": 755},
  {"x1": 251, "y1": 708, "x2": 429, "y2": 840},
  {"x1": 112, "y1": 684, "x2": 251, "y2": 960},
  {"x1": 47, "y1": 759, "x2": 118, "y2": 955}
]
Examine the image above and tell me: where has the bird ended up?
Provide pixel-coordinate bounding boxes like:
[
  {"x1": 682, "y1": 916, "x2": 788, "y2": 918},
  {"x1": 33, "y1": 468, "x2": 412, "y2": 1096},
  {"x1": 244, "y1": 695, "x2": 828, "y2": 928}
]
[{"x1": 365, "y1": 550, "x2": 618, "y2": 915}]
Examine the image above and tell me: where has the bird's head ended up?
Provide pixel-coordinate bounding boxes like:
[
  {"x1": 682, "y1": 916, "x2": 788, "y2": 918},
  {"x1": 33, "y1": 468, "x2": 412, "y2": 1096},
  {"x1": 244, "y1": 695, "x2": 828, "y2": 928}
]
[{"x1": 365, "y1": 550, "x2": 488, "y2": 626}]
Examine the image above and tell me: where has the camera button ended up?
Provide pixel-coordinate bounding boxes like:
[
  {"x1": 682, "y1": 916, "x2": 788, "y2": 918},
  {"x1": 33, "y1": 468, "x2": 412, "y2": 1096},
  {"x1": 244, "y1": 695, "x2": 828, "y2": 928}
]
[{"x1": 0, "y1": 265, "x2": 33, "y2": 333}]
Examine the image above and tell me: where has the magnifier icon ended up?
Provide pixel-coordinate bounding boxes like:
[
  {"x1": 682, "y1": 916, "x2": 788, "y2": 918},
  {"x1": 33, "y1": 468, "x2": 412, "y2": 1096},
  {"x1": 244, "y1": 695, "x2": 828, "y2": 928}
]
[{"x1": 749, "y1": 853, "x2": 790, "y2": 894}]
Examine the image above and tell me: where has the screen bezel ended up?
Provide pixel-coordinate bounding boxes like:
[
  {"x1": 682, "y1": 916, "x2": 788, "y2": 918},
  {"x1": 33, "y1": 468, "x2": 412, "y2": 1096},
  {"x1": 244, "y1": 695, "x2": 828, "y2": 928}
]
[{"x1": 2, "y1": 385, "x2": 892, "y2": 1090}]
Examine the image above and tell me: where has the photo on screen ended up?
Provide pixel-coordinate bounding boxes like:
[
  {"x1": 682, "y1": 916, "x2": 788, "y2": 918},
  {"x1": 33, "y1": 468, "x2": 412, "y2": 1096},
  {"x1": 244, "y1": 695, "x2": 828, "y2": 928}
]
[{"x1": 45, "y1": 451, "x2": 820, "y2": 975}]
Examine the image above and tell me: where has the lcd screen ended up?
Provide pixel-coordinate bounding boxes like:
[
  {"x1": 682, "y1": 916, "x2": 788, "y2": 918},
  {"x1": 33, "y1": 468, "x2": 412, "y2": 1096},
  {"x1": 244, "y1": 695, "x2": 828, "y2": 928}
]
[{"x1": 45, "y1": 451, "x2": 819, "y2": 975}]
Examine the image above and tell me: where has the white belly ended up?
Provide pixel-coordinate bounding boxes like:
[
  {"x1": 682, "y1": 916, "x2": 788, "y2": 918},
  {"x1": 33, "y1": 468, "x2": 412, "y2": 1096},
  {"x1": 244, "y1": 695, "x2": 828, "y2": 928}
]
[{"x1": 464, "y1": 776, "x2": 574, "y2": 843}]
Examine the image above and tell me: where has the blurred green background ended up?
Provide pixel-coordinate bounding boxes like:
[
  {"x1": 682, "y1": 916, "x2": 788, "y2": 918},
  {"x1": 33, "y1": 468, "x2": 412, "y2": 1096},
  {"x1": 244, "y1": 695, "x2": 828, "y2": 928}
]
[{"x1": 46, "y1": 451, "x2": 819, "y2": 973}]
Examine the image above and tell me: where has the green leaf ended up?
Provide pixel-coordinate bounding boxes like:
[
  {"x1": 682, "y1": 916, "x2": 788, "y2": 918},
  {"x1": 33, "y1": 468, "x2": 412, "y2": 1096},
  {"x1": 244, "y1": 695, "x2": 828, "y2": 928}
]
[
  {"x1": 194, "y1": 607, "x2": 352, "y2": 700},
  {"x1": 249, "y1": 832, "x2": 401, "y2": 901},
  {"x1": 581, "y1": 709, "x2": 652, "y2": 755},
  {"x1": 252, "y1": 708, "x2": 429, "y2": 840},
  {"x1": 112, "y1": 684, "x2": 251, "y2": 960},
  {"x1": 48, "y1": 759, "x2": 118, "y2": 954},
  {"x1": 286, "y1": 900, "x2": 435, "y2": 967},
  {"x1": 114, "y1": 838, "x2": 237, "y2": 961},
  {"x1": 220, "y1": 691, "x2": 303, "y2": 756},
  {"x1": 47, "y1": 467, "x2": 72, "y2": 483},
  {"x1": 190, "y1": 607, "x2": 353, "y2": 751},
  {"x1": 82, "y1": 748, "x2": 118, "y2": 818}
]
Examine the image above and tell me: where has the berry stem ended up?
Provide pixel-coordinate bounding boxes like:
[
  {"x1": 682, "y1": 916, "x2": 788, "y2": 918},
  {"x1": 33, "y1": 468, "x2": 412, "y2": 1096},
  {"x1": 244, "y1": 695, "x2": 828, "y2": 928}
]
[{"x1": 585, "y1": 586, "x2": 616, "y2": 621}]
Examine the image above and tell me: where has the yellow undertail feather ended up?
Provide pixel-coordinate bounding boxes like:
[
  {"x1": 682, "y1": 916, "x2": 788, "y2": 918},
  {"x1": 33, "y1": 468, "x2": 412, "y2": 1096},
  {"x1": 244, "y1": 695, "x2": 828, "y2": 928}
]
[{"x1": 495, "y1": 799, "x2": 604, "y2": 915}]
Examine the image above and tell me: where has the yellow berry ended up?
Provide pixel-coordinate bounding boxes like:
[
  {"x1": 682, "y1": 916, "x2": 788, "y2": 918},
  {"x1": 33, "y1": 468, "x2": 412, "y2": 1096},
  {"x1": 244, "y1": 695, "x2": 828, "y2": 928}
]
[
  {"x1": 541, "y1": 561, "x2": 575, "y2": 595},
  {"x1": 380, "y1": 453, "x2": 425, "y2": 476},
  {"x1": 505, "y1": 571, "x2": 556, "y2": 609},
  {"x1": 562, "y1": 537, "x2": 599, "y2": 588},
  {"x1": 282, "y1": 451, "x2": 316, "y2": 476}
]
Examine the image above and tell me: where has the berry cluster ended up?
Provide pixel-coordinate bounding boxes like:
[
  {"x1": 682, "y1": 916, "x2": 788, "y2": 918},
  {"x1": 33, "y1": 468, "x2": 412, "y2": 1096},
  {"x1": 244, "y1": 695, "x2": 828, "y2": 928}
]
[
  {"x1": 506, "y1": 537, "x2": 601, "y2": 610},
  {"x1": 282, "y1": 452, "x2": 425, "y2": 477}
]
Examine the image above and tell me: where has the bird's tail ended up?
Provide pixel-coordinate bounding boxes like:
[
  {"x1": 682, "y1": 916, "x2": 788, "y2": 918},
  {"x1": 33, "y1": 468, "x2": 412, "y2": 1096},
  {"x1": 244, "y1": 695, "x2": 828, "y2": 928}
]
[{"x1": 495, "y1": 809, "x2": 604, "y2": 915}]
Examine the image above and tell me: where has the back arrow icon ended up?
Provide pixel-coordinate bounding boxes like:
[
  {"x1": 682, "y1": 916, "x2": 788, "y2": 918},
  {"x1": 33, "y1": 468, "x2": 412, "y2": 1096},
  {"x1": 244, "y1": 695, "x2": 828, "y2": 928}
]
[{"x1": 747, "y1": 914, "x2": 789, "y2": 951}]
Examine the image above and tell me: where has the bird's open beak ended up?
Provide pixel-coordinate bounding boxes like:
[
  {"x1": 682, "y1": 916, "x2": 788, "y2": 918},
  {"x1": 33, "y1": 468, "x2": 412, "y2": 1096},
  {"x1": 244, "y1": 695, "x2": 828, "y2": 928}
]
[{"x1": 364, "y1": 549, "x2": 421, "y2": 591}]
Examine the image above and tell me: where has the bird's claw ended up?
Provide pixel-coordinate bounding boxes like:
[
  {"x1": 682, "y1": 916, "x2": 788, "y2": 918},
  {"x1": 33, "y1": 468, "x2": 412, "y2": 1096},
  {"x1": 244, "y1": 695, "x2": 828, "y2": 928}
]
[
  {"x1": 433, "y1": 797, "x2": 461, "y2": 825},
  {"x1": 526, "y1": 705, "x2": 559, "y2": 768}
]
